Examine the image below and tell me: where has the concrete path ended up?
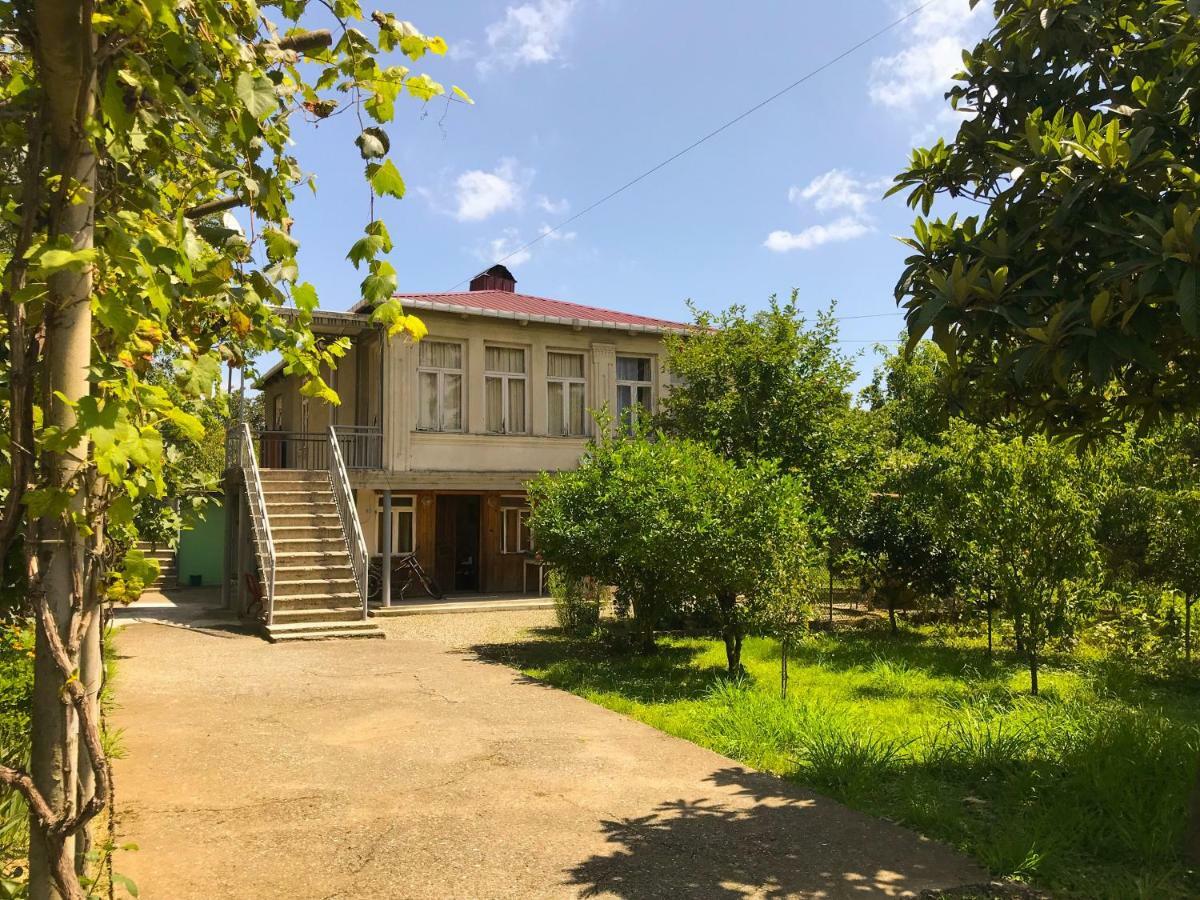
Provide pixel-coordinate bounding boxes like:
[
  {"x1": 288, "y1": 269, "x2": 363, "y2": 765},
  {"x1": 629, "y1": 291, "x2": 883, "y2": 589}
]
[{"x1": 111, "y1": 605, "x2": 986, "y2": 899}]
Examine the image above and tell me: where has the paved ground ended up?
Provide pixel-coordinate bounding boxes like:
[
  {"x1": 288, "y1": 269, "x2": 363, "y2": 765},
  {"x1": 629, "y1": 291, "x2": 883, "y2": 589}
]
[{"x1": 111, "y1": 594, "x2": 986, "y2": 899}]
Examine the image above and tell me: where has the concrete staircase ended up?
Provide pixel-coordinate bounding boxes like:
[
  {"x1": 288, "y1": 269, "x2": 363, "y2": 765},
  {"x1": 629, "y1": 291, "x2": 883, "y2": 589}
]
[
  {"x1": 256, "y1": 470, "x2": 384, "y2": 643},
  {"x1": 136, "y1": 542, "x2": 176, "y2": 591}
]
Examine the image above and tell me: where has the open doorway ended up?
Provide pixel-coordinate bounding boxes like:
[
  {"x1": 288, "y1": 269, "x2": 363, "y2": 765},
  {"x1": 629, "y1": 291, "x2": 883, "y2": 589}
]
[{"x1": 434, "y1": 495, "x2": 481, "y2": 592}]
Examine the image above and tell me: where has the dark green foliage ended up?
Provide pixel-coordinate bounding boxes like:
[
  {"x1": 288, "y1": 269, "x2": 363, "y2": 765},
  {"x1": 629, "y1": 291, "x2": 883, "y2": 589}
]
[
  {"x1": 892, "y1": 0, "x2": 1200, "y2": 433},
  {"x1": 548, "y1": 571, "x2": 602, "y2": 638}
]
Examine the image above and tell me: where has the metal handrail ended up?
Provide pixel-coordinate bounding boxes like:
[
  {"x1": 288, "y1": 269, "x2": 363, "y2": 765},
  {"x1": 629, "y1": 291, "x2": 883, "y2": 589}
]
[
  {"x1": 327, "y1": 425, "x2": 370, "y2": 620},
  {"x1": 238, "y1": 422, "x2": 277, "y2": 625}
]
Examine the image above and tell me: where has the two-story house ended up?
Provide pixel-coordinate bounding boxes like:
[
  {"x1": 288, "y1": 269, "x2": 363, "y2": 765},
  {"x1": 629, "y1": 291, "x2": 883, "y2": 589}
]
[{"x1": 224, "y1": 266, "x2": 688, "y2": 640}]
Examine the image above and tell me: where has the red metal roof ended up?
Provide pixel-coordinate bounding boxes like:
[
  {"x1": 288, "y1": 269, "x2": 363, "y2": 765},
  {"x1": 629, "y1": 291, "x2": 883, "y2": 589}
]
[{"x1": 386, "y1": 290, "x2": 690, "y2": 332}]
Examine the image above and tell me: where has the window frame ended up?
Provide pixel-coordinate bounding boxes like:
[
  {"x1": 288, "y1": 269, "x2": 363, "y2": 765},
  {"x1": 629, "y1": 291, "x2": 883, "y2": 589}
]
[
  {"x1": 484, "y1": 343, "x2": 529, "y2": 435},
  {"x1": 500, "y1": 497, "x2": 531, "y2": 555},
  {"x1": 616, "y1": 354, "x2": 655, "y2": 430},
  {"x1": 376, "y1": 493, "x2": 417, "y2": 556},
  {"x1": 416, "y1": 339, "x2": 465, "y2": 433},
  {"x1": 546, "y1": 350, "x2": 588, "y2": 437}
]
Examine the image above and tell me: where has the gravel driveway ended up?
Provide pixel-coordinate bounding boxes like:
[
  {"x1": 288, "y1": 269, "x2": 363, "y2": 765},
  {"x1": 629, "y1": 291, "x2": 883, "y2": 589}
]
[{"x1": 110, "y1": 601, "x2": 985, "y2": 899}]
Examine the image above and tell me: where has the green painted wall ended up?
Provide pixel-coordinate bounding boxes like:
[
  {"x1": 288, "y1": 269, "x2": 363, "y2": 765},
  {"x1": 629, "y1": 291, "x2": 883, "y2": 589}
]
[{"x1": 177, "y1": 500, "x2": 225, "y2": 587}]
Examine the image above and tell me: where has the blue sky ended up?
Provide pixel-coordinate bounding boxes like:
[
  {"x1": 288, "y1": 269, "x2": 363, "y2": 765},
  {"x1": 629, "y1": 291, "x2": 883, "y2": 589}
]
[{"x1": 277, "y1": 0, "x2": 993, "y2": 387}]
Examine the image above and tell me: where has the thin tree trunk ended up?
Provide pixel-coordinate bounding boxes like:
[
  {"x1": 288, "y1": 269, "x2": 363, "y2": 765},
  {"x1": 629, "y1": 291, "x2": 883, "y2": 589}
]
[
  {"x1": 29, "y1": 0, "x2": 98, "y2": 895},
  {"x1": 986, "y1": 602, "x2": 993, "y2": 659},
  {"x1": 718, "y1": 592, "x2": 742, "y2": 676},
  {"x1": 1187, "y1": 597, "x2": 1193, "y2": 666},
  {"x1": 828, "y1": 567, "x2": 833, "y2": 625},
  {"x1": 780, "y1": 640, "x2": 788, "y2": 698},
  {"x1": 1029, "y1": 647, "x2": 1039, "y2": 696}
]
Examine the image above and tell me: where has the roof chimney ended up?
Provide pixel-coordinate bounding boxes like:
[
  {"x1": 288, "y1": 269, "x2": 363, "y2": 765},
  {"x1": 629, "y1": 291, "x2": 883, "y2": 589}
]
[{"x1": 469, "y1": 264, "x2": 517, "y2": 293}]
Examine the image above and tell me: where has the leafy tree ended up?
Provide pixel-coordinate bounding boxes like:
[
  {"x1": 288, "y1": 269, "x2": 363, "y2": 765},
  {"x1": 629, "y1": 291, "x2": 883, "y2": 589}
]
[
  {"x1": 658, "y1": 292, "x2": 879, "y2": 562},
  {"x1": 0, "y1": 2, "x2": 454, "y2": 895},
  {"x1": 891, "y1": 0, "x2": 1200, "y2": 432},
  {"x1": 933, "y1": 423, "x2": 1098, "y2": 694},
  {"x1": 849, "y1": 453, "x2": 958, "y2": 635},
  {"x1": 861, "y1": 339, "x2": 953, "y2": 448},
  {"x1": 528, "y1": 429, "x2": 816, "y2": 673},
  {"x1": 1147, "y1": 490, "x2": 1200, "y2": 664}
]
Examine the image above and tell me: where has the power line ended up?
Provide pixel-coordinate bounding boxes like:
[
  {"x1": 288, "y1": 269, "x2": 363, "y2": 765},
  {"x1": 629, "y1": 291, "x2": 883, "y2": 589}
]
[{"x1": 447, "y1": 0, "x2": 942, "y2": 290}]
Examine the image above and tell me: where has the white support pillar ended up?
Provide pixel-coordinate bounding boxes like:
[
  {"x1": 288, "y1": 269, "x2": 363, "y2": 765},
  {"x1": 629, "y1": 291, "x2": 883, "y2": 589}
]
[{"x1": 381, "y1": 490, "x2": 392, "y2": 607}]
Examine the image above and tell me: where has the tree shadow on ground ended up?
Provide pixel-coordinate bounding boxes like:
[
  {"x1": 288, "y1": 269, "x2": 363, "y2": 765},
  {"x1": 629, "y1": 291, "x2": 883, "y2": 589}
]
[
  {"x1": 563, "y1": 765, "x2": 981, "y2": 899},
  {"x1": 791, "y1": 626, "x2": 1023, "y2": 681},
  {"x1": 470, "y1": 626, "x2": 729, "y2": 704}
]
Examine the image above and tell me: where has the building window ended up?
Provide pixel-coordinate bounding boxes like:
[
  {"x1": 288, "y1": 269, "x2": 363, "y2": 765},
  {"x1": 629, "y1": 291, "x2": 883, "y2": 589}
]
[
  {"x1": 500, "y1": 498, "x2": 531, "y2": 554},
  {"x1": 485, "y1": 345, "x2": 527, "y2": 434},
  {"x1": 547, "y1": 351, "x2": 587, "y2": 436},
  {"x1": 417, "y1": 341, "x2": 463, "y2": 432},
  {"x1": 616, "y1": 355, "x2": 654, "y2": 430},
  {"x1": 376, "y1": 494, "x2": 416, "y2": 555}
]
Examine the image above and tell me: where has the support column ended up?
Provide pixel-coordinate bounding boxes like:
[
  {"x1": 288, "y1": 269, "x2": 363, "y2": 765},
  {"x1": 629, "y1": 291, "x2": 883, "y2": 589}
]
[{"x1": 381, "y1": 490, "x2": 392, "y2": 607}]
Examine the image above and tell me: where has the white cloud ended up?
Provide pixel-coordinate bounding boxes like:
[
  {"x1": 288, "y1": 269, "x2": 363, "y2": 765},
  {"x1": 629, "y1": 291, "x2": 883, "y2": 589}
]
[
  {"x1": 764, "y1": 217, "x2": 872, "y2": 253},
  {"x1": 788, "y1": 169, "x2": 889, "y2": 215},
  {"x1": 869, "y1": 0, "x2": 991, "y2": 110},
  {"x1": 765, "y1": 169, "x2": 884, "y2": 253},
  {"x1": 479, "y1": 0, "x2": 577, "y2": 74},
  {"x1": 536, "y1": 195, "x2": 569, "y2": 216},
  {"x1": 538, "y1": 223, "x2": 576, "y2": 242},
  {"x1": 452, "y1": 158, "x2": 527, "y2": 222},
  {"x1": 482, "y1": 228, "x2": 533, "y2": 266}
]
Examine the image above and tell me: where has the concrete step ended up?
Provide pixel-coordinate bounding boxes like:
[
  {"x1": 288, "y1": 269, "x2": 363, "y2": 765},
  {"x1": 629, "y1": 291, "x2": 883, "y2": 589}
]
[
  {"x1": 260, "y1": 469, "x2": 329, "y2": 481},
  {"x1": 275, "y1": 565, "x2": 355, "y2": 582},
  {"x1": 264, "y1": 621, "x2": 385, "y2": 643},
  {"x1": 264, "y1": 501, "x2": 338, "y2": 515},
  {"x1": 274, "y1": 544, "x2": 353, "y2": 558},
  {"x1": 274, "y1": 591, "x2": 362, "y2": 610},
  {"x1": 271, "y1": 607, "x2": 364, "y2": 624},
  {"x1": 269, "y1": 513, "x2": 342, "y2": 525},
  {"x1": 274, "y1": 577, "x2": 357, "y2": 597}
]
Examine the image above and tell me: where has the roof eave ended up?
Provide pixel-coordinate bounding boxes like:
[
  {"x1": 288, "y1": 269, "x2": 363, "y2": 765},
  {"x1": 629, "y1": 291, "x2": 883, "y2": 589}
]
[{"x1": 399, "y1": 297, "x2": 691, "y2": 335}]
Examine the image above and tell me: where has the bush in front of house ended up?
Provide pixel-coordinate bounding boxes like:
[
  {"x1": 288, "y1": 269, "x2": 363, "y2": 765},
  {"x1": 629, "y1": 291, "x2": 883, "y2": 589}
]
[{"x1": 549, "y1": 571, "x2": 602, "y2": 637}]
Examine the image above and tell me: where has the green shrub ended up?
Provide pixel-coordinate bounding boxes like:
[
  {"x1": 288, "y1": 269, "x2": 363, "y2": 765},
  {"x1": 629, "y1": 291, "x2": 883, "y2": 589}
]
[{"x1": 549, "y1": 571, "x2": 602, "y2": 637}]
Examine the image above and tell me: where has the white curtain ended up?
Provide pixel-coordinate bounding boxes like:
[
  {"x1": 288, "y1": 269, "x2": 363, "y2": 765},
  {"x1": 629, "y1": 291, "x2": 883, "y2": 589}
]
[
  {"x1": 443, "y1": 373, "x2": 462, "y2": 430},
  {"x1": 508, "y1": 377, "x2": 526, "y2": 433},
  {"x1": 548, "y1": 352, "x2": 583, "y2": 378},
  {"x1": 421, "y1": 340, "x2": 462, "y2": 369},
  {"x1": 486, "y1": 346, "x2": 524, "y2": 373},
  {"x1": 485, "y1": 376, "x2": 504, "y2": 432},
  {"x1": 418, "y1": 371, "x2": 438, "y2": 430}
]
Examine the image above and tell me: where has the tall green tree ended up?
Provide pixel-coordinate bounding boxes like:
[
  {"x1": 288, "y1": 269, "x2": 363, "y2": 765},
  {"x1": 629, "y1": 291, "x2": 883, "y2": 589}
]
[
  {"x1": 0, "y1": 2, "x2": 453, "y2": 895},
  {"x1": 658, "y1": 292, "x2": 879, "y2": 555},
  {"x1": 891, "y1": 0, "x2": 1200, "y2": 433},
  {"x1": 861, "y1": 339, "x2": 953, "y2": 449}
]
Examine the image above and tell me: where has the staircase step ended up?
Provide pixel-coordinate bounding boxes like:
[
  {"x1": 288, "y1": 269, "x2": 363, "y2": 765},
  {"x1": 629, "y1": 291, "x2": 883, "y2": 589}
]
[
  {"x1": 265, "y1": 502, "x2": 338, "y2": 516},
  {"x1": 266, "y1": 629, "x2": 385, "y2": 643},
  {"x1": 274, "y1": 578, "x2": 357, "y2": 596},
  {"x1": 275, "y1": 566, "x2": 355, "y2": 582},
  {"x1": 260, "y1": 469, "x2": 329, "y2": 481},
  {"x1": 274, "y1": 592, "x2": 362, "y2": 610},
  {"x1": 272, "y1": 607, "x2": 364, "y2": 624},
  {"x1": 274, "y1": 545, "x2": 353, "y2": 557}
]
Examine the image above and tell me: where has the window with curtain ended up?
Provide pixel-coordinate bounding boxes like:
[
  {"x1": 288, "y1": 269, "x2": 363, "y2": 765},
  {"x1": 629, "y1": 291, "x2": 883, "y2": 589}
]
[
  {"x1": 547, "y1": 351, "x2": 586, "y2": 436},
  {"x1": 416, "y1": 341, "x2": 463, "y2": 432},
  {"x1": 616, "y1": 355, "x2": 654, "y2": 431},
  {"x1": 375, "y1": 494, "x2": 415, "y2": 555},
  {"x1": 484, "y1": 345, "x2": 527, "y2": 434}
]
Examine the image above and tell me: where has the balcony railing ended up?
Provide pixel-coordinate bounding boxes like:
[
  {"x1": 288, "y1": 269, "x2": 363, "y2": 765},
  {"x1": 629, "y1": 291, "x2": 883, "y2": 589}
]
[{"x1": 227, "y1": 425, "x2": 383, "y2": 471}]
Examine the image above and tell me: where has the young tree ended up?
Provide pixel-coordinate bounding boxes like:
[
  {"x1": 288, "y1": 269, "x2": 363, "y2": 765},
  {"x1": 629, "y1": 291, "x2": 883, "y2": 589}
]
[
  {"x1": 528, "y1": 430, "x2": 817, "y2": 673},
  {"x1": 0, "y1": 3, "x2": 452, "y2": 895},
  {"x1": 1147, "y1": 490, "x2": 1200, "y2": 665},
  {"x1": 861, "y1": 339, "x2": 953, "y2": 449},
  {"x1": 890, "y1": 0, "x2": 1200, "y2": 433},
  {"x1": 935, "y1": 424, "x2": 1098, "y2": 694},
  {"x1": 849, "y1": 455, "x2": 957, "y2": 635}
]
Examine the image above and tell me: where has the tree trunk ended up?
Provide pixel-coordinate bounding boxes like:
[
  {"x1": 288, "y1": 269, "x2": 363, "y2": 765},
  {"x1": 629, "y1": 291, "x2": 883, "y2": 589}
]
[
  {"x1": 1028, "y1": 647, "x2": 1039, "y2": 696},
  {"x1": 1187, "y1": 597, "x2": 1193, "y2": 666},
  {"x1": 1013, "y1": 607, "x2": 1025, "y2": 654},
  {"x1": 888, "y1": 593, "x2": 898, "y2": 635},
  {"x1": 717, "y1": 592, "x2": 742, "y2": 676},
  {"x1": 827, "y1": 567, "x2": 833, "y2": 625},
  {"x1": 29, "y1": 0, "x2": 98, "y2": 895},
  {"x1": 780, "y1": 640, "x2": 788, "y2": 698},
  {"x1": 986, "y1": 602, "x2": 993, "y2": 659}
]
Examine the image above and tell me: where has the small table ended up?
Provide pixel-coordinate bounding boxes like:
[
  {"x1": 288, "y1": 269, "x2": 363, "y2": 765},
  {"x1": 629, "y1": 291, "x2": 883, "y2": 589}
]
[{"x1": 523, "y1": 558, "x2": 551, "y2": 596}]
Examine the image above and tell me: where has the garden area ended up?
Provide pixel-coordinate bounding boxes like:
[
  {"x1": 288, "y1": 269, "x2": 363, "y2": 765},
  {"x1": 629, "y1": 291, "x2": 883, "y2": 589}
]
[
  {"x1": 516, "y1": 286, "x2": 1200, "y2": 899},
  {"x1": 481, "y1": 617, "x2": 1199, "y2": 899}
]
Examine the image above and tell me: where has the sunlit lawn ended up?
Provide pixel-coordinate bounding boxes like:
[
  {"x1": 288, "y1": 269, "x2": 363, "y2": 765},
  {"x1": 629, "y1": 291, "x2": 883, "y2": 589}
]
[{"x1": 476, "y1": 622, "x2": 1200, "y2": 900}]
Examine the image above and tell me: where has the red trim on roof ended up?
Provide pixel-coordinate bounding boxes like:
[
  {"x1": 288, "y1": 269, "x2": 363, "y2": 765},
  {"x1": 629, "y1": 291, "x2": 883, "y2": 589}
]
[{"x1": 384, "y1": 290, "x2": 689, "y2": 330}]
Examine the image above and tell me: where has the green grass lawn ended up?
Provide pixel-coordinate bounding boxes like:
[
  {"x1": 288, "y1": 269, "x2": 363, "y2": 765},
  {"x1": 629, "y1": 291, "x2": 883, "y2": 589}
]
[{"x1": 476, "y1": 621, "x2": 1200, "y2": 900}]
